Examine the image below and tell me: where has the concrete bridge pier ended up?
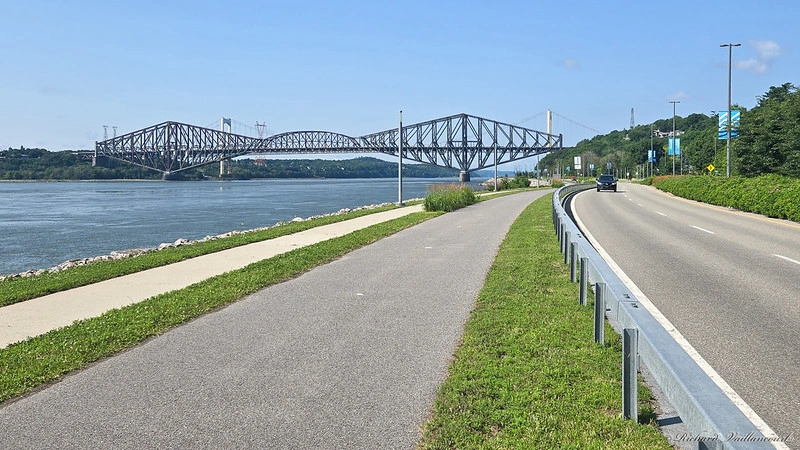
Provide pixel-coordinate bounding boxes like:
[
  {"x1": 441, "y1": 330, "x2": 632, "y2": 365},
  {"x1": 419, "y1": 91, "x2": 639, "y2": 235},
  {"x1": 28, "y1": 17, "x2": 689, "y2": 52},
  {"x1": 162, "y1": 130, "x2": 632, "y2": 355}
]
[
  {"x1": 219, "y1": 159, "x2": 231, "y2": 177},
  {"x1": 459, "y1": 171, "x2": 471, "y2": 182}
]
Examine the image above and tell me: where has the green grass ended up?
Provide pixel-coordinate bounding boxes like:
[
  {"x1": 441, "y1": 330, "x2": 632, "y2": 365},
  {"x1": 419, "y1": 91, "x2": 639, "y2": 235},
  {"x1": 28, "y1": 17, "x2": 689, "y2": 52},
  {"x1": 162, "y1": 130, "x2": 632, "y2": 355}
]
[
  {"x1": 0, "y1": 204, "x2": 399, "y2": 307},
  {"x1": 417, "y1": 194, "x2": 670, "y2": 449},
  {"x1": 424, "y1": 184, "x2": 478, "y2": 212},
  {"x1": 0, "y1": 211, "x2": 439, "y2": 404}
]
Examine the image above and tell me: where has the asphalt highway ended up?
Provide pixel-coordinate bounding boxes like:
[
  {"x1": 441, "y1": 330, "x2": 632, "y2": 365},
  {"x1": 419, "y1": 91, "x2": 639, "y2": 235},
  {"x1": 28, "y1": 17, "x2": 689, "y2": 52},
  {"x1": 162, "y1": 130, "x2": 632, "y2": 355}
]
[
  {"x1": 573, "y1": 182, "x2": 799, "y2": 446},
  {"x1": 0, "y1": 190, "x2": 549, "y2": 449}
]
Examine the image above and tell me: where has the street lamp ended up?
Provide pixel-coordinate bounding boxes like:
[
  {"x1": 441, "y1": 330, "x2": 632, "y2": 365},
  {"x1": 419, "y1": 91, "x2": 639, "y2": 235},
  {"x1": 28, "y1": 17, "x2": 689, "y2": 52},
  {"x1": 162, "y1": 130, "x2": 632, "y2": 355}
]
[
  {"x1": 669, "y1": 100, "x2": 680, "y2": 175},
  {"x1": 721, "y1": 43, "x2": 740, "y2": 177},
  {"x1": 650, "y1": 124, "x2": 654, "y2": 177}
]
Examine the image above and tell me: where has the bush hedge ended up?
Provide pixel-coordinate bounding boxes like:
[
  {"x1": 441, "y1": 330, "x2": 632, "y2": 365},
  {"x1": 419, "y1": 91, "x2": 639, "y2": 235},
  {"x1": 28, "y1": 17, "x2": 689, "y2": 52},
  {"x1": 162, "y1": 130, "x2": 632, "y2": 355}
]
[{"x1": 652, "y1": 174, "x2": 800, "y2": 222}]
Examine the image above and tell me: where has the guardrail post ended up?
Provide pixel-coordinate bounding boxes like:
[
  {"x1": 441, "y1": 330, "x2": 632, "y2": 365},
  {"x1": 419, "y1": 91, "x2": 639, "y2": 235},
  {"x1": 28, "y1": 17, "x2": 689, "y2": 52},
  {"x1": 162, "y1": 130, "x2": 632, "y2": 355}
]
[
  {"x1": 563, "y1": 231, "x2": 571, "y2": 265},
  {"x1": 579, "y1": 257, "x2": 588, "y2": 306},
  {"x1": 623, "y1": 327, "x2": 639, "y2": 421},
  {"x1": 569, "y1": 242, "x2": 578, "y2": 282},
  {"x1": 594, "y1": 282, "x2": 606, "y2": 345}
]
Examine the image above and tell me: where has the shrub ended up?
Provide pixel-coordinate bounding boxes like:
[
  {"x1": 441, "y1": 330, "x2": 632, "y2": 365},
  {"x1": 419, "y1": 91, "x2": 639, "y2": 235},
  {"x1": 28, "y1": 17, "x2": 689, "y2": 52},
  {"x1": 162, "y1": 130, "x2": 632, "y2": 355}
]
[
  {"x1": 423, "y1": 184, "x2": 478, "y2": 212},
  {"x1": 652, "y1": 174, "x2": 800, "y2": 222}
]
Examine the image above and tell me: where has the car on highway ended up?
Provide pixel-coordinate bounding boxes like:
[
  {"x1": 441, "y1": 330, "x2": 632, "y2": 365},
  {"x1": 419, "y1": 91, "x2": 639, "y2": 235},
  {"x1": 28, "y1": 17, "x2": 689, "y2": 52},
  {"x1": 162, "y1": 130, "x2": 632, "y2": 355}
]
[{"x1": 596, "y1": 174, "x2": 617, "y2": 192}]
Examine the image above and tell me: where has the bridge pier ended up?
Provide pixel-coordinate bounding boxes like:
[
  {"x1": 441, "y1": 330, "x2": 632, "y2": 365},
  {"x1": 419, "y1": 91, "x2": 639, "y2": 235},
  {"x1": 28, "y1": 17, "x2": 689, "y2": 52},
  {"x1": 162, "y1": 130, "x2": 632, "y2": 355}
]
[
  {"x1": 92, "y1": 155, "x2": 108, "y2": 167},
  {"x1": 459, "y1": 171, "x2": 471, "y2": 182},
  {"x1": 219, "y1": 159, "x2": 232, "y2": 177}
]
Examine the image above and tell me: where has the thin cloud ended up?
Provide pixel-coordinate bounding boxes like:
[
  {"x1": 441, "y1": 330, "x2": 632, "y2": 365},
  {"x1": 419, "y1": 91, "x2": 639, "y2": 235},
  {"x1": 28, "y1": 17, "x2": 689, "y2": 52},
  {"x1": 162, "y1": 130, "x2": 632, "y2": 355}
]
[
  {"x1": 559, "y1": 59, "x2": 580, "y2": 69},
  {"x1": 667, "y1": 92, "x2": 691, "y2": 101},
  {"x1": 735, "y1": 40, "x2": 782, "y2": 74}
]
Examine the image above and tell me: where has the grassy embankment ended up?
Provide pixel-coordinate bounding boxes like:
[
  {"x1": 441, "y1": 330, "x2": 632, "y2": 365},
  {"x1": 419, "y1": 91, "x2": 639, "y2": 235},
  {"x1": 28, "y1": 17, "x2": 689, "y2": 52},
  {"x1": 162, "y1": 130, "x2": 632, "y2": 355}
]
[
  {"x1": 647, "y1": 173, "x2": 800, "y2": 222},
  {"x1": 417, "y1": 194, "x2": 670, "y2": 449}
]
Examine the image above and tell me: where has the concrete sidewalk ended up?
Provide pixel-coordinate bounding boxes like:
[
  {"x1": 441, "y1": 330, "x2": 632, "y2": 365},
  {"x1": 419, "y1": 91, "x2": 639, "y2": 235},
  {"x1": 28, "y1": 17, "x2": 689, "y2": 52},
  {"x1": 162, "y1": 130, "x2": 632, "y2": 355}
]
[{"x1": 0, "y1": 205, "x2": 423, "y2": 349}]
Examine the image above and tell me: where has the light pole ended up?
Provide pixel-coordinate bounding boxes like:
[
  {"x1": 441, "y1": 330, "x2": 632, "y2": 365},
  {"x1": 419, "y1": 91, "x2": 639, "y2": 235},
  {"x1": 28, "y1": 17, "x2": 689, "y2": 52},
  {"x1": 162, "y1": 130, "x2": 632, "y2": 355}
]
[
  {"x1": 669, "y1": 100, "x2": 680, "y2": 175},
  {"x1": 721, "y1": 43, "x2": 740, "y2": 177},
  {"x1": 397, "y1": 110, "x2": 404, "y2": 206},
  {"x1": 650, "y1": 124, "x2": 654, "y2": 178}
]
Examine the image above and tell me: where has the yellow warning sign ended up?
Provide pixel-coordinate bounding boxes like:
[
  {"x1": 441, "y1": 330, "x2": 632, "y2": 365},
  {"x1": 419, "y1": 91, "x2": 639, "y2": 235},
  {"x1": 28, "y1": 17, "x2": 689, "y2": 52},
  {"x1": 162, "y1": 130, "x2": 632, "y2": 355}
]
[{"x1": 706, "y1": 164, "x2": 715, "y2": 172}]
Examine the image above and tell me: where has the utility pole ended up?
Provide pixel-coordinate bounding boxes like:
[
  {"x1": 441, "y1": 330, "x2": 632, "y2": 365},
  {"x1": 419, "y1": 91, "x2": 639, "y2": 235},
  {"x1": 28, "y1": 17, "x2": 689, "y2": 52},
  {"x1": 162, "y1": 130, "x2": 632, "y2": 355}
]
[
  {"x1": 650, "y1": 124, "x2": 654, "y2": 178},
  {"x1": 721, "y1": 43, "x2": 740, "y2": 177},
  {"x1": 669, "y1": 101, "x2": 680, "y2": 175},
  {"x1": 397, "y1": 110, "x2": 404, "y2": 206}
]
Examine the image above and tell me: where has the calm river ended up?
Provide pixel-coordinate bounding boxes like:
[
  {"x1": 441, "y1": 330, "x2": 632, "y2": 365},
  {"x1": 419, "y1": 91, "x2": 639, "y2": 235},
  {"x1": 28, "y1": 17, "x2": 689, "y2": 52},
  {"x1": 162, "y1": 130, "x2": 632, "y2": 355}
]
[{"x1": 0, "y1": 178, "x2": 481, "y2": 276}]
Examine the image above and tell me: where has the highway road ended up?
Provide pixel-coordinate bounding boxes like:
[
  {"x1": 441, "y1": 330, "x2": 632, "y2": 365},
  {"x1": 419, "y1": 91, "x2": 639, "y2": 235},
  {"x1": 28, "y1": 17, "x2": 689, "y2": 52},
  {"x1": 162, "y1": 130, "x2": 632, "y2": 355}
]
[{"x1": 572, "y1": 182, "x2": 799, "y2": 446}]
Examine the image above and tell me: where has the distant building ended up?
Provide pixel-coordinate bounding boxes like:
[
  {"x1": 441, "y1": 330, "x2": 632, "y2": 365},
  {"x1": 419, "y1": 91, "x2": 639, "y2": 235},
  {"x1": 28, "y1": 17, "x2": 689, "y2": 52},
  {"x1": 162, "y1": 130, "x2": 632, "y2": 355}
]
[{"x1": 652, "y1": 130, "x2": 683, "y2": 138}]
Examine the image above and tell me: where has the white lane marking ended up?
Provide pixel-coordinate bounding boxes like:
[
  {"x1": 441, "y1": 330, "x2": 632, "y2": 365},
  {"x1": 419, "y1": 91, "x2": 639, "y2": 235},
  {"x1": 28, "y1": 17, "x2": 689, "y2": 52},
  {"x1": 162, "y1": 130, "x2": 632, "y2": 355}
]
[
  {"x1": 774, "y1": 254, "x2": 800, "y2": 266},
  {"x1": 572, "y1": 193, "x2": 786, "y2": 448},
  {"x1": 690, "y1": 225, "x2": 715, "y2": 234},
  {"x1": 656, "y1": 211, "x2": 667, "y2": 216}
]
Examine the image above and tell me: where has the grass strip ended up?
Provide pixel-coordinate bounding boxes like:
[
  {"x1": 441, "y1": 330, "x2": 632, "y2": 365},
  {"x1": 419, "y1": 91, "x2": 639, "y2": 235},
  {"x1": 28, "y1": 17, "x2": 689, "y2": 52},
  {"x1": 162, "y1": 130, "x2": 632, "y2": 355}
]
[
  {"x1": 417, "y1": 194, "x2": 670, "y2": 449},
  {"x1": 0, "y1": 211, "x2": 439, "y2": 404},
  {"x1": 0, "y1": 204, "x2": 400, "y2": 307}
]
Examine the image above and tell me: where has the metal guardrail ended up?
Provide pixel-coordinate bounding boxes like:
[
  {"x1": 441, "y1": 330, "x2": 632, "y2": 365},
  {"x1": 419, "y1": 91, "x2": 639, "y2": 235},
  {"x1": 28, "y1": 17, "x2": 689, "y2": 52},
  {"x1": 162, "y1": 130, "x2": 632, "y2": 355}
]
[{"x1": 553, "y1": 184, "x2": 778, "y2": 450}]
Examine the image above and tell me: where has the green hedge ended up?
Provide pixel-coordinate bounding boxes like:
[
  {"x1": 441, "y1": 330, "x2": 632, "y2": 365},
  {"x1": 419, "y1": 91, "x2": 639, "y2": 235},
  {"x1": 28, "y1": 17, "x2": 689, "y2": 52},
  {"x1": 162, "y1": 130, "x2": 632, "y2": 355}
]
[{"x1": 652, "y1": 174, "x2": 800, "y2": 222}]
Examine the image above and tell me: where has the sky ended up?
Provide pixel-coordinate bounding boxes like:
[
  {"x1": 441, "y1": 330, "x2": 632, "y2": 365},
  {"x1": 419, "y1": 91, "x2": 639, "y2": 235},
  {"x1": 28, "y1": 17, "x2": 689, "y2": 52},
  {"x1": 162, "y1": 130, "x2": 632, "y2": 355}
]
[{"x1": 1, "y1": 0, "x2": 797, "y2": 154}]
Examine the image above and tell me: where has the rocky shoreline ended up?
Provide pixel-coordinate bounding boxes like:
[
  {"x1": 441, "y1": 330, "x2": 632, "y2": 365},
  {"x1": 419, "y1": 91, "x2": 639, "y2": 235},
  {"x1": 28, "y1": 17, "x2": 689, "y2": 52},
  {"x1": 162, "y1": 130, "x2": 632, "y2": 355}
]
[{"x1": 1, "y1": 202, "x2": 398, "y2": 282}]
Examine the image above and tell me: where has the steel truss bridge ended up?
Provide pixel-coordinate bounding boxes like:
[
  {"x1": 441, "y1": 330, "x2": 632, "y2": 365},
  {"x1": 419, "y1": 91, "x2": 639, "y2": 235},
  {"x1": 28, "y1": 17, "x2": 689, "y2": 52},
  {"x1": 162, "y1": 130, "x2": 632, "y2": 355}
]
[{"x1": 94, "y1": 113, "x2": 563, "y2": 180}]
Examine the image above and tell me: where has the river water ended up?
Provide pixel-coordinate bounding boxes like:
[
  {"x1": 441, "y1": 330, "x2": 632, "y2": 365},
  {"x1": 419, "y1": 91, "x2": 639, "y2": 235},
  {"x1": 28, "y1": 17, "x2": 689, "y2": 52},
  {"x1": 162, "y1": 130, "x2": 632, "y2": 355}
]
[{"x1": 0, "y1": 178, "x2": 482, "y2": 276}]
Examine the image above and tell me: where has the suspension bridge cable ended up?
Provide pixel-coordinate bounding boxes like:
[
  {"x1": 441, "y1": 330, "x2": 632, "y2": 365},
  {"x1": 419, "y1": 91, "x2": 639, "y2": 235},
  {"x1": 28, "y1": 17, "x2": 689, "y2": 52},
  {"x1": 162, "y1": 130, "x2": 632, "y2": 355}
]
[
  {"x1": 514, "y1": 111, "x2": 547, "y2": 125},
  {"x1": 550, "y1": 111, "x2": 602, "y2": 134}
]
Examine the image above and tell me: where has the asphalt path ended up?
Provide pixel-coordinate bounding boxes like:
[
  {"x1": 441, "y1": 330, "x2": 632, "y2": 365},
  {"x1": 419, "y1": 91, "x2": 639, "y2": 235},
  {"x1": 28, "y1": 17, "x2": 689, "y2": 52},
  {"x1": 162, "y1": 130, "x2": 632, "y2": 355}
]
[
  {"x1": 573, "y1": 182, "x2": 800, "y2": 446},
  {"x1": 0, "y1": 190, "x2": 549, "y2": 450}
]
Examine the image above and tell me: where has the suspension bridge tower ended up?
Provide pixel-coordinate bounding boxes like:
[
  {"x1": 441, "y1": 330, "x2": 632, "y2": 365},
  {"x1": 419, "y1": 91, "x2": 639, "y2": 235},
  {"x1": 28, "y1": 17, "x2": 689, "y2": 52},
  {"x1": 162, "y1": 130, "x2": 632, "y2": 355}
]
[{"x1": 219, "y1": 118, "x2": 232, "y2": 176}]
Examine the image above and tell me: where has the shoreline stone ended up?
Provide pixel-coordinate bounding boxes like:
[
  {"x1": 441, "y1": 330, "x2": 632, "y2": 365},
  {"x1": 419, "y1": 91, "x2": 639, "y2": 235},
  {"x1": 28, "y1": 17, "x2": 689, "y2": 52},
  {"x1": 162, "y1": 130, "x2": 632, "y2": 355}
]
[{"x1": 0, "y1": 202, "x2": 403, "y2": 282}]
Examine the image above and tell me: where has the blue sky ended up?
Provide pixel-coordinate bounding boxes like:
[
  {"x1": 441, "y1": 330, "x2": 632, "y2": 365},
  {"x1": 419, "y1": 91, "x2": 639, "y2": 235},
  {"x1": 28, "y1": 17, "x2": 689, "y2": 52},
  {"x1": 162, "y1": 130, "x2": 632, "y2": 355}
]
[{"x1": 1, "y1": 0, "x2": 797, "y2": 153}]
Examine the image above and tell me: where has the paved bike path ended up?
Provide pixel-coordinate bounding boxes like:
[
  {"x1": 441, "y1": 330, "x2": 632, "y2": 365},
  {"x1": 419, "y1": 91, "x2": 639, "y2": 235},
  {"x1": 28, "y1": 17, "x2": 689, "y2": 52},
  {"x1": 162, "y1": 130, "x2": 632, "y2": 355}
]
[{"x1": 0, "y1": 191, "x2": 548, "y2": 449}]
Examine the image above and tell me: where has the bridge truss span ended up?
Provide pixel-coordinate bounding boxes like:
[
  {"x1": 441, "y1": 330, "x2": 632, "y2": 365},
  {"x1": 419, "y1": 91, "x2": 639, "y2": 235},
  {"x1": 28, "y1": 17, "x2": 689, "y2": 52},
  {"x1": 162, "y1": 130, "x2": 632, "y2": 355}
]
[
  {"x1": 95, "y1": 113, "x2": 563, "y2": 176},
  {"x1": 263, "y1": 131, "x2": 364, "y2": 153},
  {"x1": 362, "y1": 113, "x2": 563, "y2": 172},
  {"x1": 95, "y1": 121, "x2": 262, "y2": 174}
]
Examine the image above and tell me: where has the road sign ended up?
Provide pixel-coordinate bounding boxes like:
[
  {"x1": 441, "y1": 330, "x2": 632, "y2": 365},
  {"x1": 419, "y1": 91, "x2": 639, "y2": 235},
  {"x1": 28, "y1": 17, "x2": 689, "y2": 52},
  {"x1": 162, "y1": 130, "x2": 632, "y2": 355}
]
[{"x1": 707, "y1": 164, "x2": 715, "y2": 172}]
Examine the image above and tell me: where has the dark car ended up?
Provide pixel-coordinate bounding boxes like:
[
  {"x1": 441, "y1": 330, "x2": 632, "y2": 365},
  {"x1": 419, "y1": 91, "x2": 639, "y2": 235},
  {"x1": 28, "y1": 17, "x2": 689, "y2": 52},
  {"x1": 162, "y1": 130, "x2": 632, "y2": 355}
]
[{"x1": 596, "y1": 174, "x2": 617, "y2": 192}]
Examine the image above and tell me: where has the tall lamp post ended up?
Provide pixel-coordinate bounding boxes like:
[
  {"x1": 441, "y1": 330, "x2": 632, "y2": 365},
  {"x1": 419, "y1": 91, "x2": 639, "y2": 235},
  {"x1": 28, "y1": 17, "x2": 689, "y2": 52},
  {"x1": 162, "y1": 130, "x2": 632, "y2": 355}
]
[
  {"x1": 721, "y1": 43, "x2": 740, "y2": 177},
  {"x1": 669, "y1": 100, "x2": 680, "y2": 175}
]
